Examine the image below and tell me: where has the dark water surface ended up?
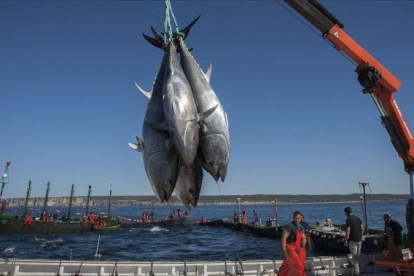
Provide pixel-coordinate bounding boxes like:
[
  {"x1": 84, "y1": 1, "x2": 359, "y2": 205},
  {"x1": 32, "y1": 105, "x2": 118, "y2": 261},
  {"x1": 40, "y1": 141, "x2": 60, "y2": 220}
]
[{"x1": 0, "y1": 201, "x2": 406, "y2": 261}]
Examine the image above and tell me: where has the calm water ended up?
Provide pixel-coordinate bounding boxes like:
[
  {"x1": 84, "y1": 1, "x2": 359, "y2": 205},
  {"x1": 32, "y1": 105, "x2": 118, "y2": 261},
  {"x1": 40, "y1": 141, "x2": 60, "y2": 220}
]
[{"x1": 0, "y1": 201, "x2": 406, "y2": 261}]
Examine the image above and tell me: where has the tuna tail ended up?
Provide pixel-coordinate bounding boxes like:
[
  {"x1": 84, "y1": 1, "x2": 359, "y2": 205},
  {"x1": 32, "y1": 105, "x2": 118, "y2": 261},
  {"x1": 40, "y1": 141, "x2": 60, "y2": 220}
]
[
  {"x1": 142, "y1": 15, "x2": 201, "y2": 50},
  {"x1": 142, "y1": 33, "x2": 163, "y2": 50},
  {"x1": 180, "y1": 14, "x2": 201, "y2": 39}
]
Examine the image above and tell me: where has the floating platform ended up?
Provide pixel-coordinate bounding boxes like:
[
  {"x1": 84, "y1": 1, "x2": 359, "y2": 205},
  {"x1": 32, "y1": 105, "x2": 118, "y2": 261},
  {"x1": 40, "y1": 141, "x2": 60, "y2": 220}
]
[
  {"x1": 201, "y1": 219, "x2": 284, "y2": 239},
  {"x1": 121, "y1": 217, "x2": 189, "y2": 228},
  {"x1": 0, "y1": 250, "x2": 411, "y2": 276},
  {"x1": 309, "y1": 223, "x2": 408, "y2": 254}
]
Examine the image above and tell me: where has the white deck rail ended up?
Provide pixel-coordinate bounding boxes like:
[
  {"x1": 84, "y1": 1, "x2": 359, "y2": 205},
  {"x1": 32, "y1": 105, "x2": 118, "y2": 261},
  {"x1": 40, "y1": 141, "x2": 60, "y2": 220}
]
[{"x1": 0, "y1": 251, "x2": 410, "y2": 276}]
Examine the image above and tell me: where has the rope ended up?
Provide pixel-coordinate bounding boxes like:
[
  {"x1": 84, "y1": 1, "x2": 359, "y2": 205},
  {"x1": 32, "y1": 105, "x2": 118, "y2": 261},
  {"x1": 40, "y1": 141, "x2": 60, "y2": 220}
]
[{"x1": 163, "y1": 0, "x2": 183, "y2": 45}]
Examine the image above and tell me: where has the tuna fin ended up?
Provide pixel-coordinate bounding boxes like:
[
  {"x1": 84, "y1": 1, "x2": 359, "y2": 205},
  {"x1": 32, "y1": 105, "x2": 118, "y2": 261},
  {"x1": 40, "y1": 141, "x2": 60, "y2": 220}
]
[
  {"x1": 134, "y1": 82, "x2": 152, "y2": 100},
  {"x1": 165, "y1": 139, "x2": 173, "y2": 150},
  {"x1": 206, "y1": 62, "x2": 212, "y2": 82},
  {"x1": 180, "y1": 15, "x2": 201, "y2": 39},
  {"x1": 147, "y1": 121, "x2": 168, "y2": 131},
  {"x1": 129, "y1": 136, "x2": 144, "y2": 152},
  {"x1": 128, "y1": 143, "x2": 139, "y2": 151},
  {"x1": 151, "y1": 26, "x2": 163, "y2": 44},
  {"x1": 197, "y1": 104, "x2": 218, "y2": 123},
  {"x1": 142, "y1": 33, "x2": 163, "y2": 50}
]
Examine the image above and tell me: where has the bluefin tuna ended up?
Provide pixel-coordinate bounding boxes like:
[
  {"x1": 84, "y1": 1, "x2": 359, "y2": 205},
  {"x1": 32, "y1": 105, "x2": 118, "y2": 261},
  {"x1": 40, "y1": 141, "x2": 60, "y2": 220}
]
[
  {"x1": 175, "y1": 157, "x2": 204, "y2": 210},
  {"x1": 162, "y1": 42, "x2": 200, "y2": 166},
  {"x1": 177, "y1": 36, "x2": 230, "y2": 182},
  {"x1": 129, "y1": 53, "x2": 180, "y2": 202}
]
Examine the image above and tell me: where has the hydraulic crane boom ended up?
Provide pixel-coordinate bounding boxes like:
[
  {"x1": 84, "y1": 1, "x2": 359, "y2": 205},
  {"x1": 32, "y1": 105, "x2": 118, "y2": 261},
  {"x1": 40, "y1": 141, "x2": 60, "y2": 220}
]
[
  {"x1": 283, "y1": 0, "x2": 414, "y2": 174},
  {"x1": 282, "y1": 0, "x2": 414, "y2": 260}
]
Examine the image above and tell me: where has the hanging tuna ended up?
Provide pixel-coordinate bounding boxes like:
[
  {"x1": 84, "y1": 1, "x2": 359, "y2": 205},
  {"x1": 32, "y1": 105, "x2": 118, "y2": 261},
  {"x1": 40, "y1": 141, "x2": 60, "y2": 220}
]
[{"x1": 130, "y1": 2, "x2": 230, "y2": 209}]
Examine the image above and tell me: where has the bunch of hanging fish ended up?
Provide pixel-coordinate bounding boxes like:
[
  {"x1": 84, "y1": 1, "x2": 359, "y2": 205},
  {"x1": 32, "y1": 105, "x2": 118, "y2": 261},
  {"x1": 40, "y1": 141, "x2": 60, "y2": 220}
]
[{"x1": 129, "y1": 16, "x2": 230, "y2": 210}]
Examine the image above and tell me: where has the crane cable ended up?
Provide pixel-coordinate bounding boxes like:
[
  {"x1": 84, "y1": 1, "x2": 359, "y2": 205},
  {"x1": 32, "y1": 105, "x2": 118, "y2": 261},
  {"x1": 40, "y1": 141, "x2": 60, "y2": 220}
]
[{"x1": 275, "y1": 0, "x2": 357, "y2": 68}]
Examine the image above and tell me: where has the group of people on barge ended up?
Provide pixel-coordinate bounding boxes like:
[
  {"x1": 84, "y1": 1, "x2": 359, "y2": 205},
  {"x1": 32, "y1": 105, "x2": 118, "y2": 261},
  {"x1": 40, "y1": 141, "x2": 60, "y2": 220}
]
[{"x1": 279, "y1": 207, "x2": 404, "y2": 276}]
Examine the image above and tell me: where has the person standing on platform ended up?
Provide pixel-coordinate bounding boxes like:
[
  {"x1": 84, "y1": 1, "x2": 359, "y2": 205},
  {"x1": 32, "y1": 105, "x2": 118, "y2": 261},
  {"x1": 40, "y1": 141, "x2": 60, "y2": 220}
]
[
  {"x1": 300, "y1": 215, "x2": 312, "y2": 251},
  {"x1": 382, "y1": 213, "x2": 403, "y2": 276},
  {"x1": 278, "y1": 211, "x2": 306, "y2": 276},
  {"x1": 253, "y1": 210, "x2": 260, "y2": 226},
  {"x1": 242, "y1": 210, "x2": 248, "y2": 224},
  {"x1": 344, "y1": 207, "x2": 364, "y2": 276},
  {"x1": 1, "y1": 200, "x2": 6, "y2": 215}
]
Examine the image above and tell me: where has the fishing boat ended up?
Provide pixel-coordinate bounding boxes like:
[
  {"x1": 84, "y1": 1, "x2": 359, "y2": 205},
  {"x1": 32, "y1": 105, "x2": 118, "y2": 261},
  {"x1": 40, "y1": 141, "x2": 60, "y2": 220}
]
[
  {"x1": 0, "y1": 182, "x2": 120, "y2": 234},
  {"x1": 120, "y1": 217, "x2": 189, "y2": 228},
  {"x1": 0, "y1": 215, "x2": 120, "y2": 234}
]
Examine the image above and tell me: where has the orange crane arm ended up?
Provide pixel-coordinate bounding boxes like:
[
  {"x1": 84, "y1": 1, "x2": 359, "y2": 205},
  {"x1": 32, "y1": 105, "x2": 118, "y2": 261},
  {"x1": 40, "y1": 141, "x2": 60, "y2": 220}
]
[{"x1": 284, "y1": 0, "x2": 414, "y2": 173}]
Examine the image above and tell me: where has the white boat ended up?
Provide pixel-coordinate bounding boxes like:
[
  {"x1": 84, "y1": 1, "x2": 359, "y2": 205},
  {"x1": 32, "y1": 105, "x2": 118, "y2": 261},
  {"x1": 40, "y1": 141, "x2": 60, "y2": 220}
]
[{"x1": 0, "y1": 250, "x2": 411, "y2": 276}]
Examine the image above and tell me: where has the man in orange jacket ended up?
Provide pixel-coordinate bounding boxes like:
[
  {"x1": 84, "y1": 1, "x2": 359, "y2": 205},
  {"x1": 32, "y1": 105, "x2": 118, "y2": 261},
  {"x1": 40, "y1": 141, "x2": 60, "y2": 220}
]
[{"x1": 278, "y1": 211, "x2": 306, "y2": 276}]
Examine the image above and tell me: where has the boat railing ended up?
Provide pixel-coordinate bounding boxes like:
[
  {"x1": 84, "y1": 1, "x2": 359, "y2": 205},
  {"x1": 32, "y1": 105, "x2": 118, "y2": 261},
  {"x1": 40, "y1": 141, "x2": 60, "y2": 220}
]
[{"x1": 0, "y1": 250, "x2": 411, "y2": 276}]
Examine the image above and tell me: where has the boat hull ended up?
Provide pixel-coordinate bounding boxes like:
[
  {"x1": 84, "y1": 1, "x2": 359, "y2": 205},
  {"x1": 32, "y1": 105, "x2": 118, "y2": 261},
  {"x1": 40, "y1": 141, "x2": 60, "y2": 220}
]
[
  {"x1": 0, "y1": 217, "x2": 120, "y2": 234},
  {"x1": 120, "y1": 217, "x2": 189, "y2": 228}
]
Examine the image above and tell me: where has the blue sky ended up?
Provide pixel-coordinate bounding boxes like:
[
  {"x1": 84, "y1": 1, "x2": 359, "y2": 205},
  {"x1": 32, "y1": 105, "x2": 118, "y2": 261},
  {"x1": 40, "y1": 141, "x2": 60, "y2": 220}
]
[{"x1": 1, "y1": 1, "x2": 413, "y2": 198}]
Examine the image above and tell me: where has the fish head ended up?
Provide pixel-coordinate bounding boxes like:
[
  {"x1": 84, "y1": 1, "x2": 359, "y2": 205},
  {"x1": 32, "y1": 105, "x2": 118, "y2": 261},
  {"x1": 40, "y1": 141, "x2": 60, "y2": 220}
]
[
  {"x1": 199, "y1": 134, "x2": 229, "y2": 182},
  {"x1": 147, "y1": 152, "x2": 179, "y2": 202}
]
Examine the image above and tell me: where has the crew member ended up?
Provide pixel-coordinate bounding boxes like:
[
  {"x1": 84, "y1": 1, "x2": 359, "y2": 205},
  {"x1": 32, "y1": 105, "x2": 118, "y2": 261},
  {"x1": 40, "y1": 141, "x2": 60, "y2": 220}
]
[
  {"x1": 1, "y1": 200, "x2": 6, "y2": 215},
  {"x1": 201, "y1": 217, "x2": 207, "y2": 223},
  {"x1": 278, "y1": 211, "x2": 306, "y2": 276},
  {"x1": 253, "y1": 210, "x2": 259, "y2": 226},
  {"x1": 300, "y1": 215, "x2": 312, "y2": 251},
  {"x1": 24, "y1": 213, "x2": 33, "y2": 226},
  {"x1": 382, "y1": 213, "x2": 403, "y2": 276},
  {"x1": 89, "y1": 211, "x2": 95, "y2": 223},
  {"x1": 150, "y1": 212, "x2": 156, "y2": 222},
  {"x1": 177, "y1": 209, "x2": 182, "y2": 218},
  {"x1": 242, "y1": 211, "x2": 248, "y2": 224},
  {"x1": 184, "y1": 211, "x2": 188, "y2": 217},
  {"x1": 344, "y1": 207, "x2": 364, "y2": 276},
  {"x1": 233, "y1": 211, "x2": 238, "y2": 222}
]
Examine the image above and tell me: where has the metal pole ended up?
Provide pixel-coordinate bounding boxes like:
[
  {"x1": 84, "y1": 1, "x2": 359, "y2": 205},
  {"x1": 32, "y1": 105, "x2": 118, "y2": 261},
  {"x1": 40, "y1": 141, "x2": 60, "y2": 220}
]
[
  {"x1": 151, "y1": 201, "x2": 155, "y2": 222},
  {"x1": 68, "y1": 184, "x2": 74, "y2": 220},
  {"x1": 42, "y1": 182, "x2": 50, "y2": 214},
  {"x1": 85, "y1": 185, "x2": 92, "y2": 216},
  {"x1": 273, "y1": 196, "x2": 278, "y2": 227},
  {"x1": 23, "y1": 180, "x2": 32, "y2": 217},
  {"x1": 236, "y1": 198, "x2": 242, "y2": 223},
  {"x1": 107, "y1": 184, "x2": 112, "y2": 218},
  {"x1": 359, "y1": 182, "x2": 369, "y2": 235},
  {"x1": 408, "y1": 173, "x2": 414, "y2": 252},
  {"x1": 0, "y1": 161, "x2": 11, "y2": 199}
]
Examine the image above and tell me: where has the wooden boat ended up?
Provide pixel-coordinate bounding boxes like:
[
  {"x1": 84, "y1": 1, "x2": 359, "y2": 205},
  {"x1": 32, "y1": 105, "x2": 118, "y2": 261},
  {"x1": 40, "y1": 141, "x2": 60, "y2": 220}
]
[
  {"x1": 120, "y1": 217, "x2": 189, "y2": 228},
  {"x1": 309, "y1": 222, "x2": 408, "y2": 255},
  {"x1": 0, "y1": 215, "x2": 120, "y2": 234}
]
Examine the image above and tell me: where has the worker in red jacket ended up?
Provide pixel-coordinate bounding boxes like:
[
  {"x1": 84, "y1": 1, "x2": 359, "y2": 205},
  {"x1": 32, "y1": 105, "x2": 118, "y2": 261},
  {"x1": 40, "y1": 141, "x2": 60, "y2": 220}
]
[
  {"x1": 278, "y1": 211, "x2": 306, "y2": 276},
  {"x1": 1, "y1": 200, "x2": 6, "y2": 215}
]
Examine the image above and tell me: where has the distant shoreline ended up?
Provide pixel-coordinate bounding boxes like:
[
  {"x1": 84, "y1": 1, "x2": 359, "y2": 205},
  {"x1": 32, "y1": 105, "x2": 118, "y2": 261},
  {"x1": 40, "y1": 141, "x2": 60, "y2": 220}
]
[{"x1": 4, "y1": 193, "x2": 408, "y2": 207}]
